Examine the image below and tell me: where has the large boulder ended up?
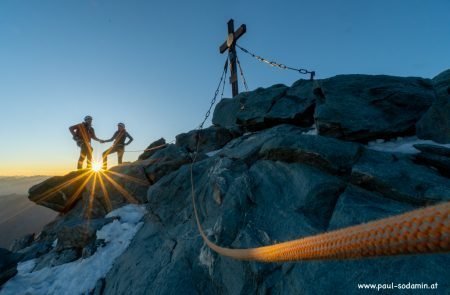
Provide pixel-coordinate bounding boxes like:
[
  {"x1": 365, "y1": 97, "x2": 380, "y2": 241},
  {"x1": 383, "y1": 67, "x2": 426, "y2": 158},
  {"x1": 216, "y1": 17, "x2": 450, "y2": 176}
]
[
  {"x1": 138, "y1": 138, "x2": 166, "y2": 160},
  {"x1": 103, "y1": 162, "x2": 151, "y2": 205},
  {"x1": 28, "y1": 170, "x2": 92, "y2": 212},
  {"x1": 214, "y1": 84, "x2": 288, "y2": 131},
  {"x1": 314, "y1": 74, "x2": 435, "y2": 142},
  {"x1": 175, "y1": 126, "x2": 239, "y2": 153},
  {"x1": 54, "y1": 218, "x2": 112, "y2": 252},
  {"x1": 259, "y1": 133, "x2": 362, "y2": 175},
  {"x1": 416, "y1": 69, "x2": 450, "y2": 143},
  {"x1": 29, "y1": 163, "x2": 149, "y2": 218},
  {"x1": 212, "y1": 81, "x2": 316, "y2": 131},
  {"x1": 218, "y1": 124, "x2": 308, "y2": 165},
  {"x1": 351, "y1": 149, "x2": 450, "y2": 205},
  {"x1": 413, "y1": 144, "x2": 450, "y2": 177},
  {"x1": 144, "y1": 144, "x2": 202, "y2": 185},
  {"x1": 328, "y1": 185, "x2": 418, "y2": 230},
  {"x1": 265, "y1": 79, "x2": 316, "y2": 126}
]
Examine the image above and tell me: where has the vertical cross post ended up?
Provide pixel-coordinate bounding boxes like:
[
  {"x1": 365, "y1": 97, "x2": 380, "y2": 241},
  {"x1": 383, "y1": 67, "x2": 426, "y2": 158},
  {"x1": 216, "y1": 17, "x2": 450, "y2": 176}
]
[{"x1": 219, "y1": 19, "x2": 246, "y2": 97}]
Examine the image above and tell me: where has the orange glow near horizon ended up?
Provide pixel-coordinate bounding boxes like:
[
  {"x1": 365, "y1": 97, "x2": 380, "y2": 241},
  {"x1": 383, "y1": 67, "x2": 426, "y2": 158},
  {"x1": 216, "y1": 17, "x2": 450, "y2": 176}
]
[
  {"x1": 0, "y1": 155, "x2": 105, "y2": 177},
  {"x1": 0, "y1": 165, "x2": 75, "y2": 177}
]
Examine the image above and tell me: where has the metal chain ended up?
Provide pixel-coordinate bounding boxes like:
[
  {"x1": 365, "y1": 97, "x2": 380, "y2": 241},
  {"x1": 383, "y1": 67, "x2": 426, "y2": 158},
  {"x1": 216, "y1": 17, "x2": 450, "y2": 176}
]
[
  {"x1": 198, "y1": 57, "x2": 229, "y2": 129},
  {"x1": 236, "y1": 44, "x2": 315, "y2": 80},
  {"x1": 236, "y1": 56, "x2": 249, "y2": 92}
]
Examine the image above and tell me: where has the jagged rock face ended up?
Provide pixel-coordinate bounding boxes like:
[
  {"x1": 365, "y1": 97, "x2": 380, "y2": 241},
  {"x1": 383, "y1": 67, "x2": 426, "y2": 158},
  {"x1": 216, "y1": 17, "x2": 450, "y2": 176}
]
[
  {"x1": 350, "y1": 149, "x2": 450, "y2": 205},
  {"x1": 143, "y1": 144, "x2": 196, "y2": 185},
  {"x1": 212, "y1": 81, "x2": 316, "y2": 131},
  {"x1": 213, "y1": 73, "x2": 440, "y2": 142},
  {"x1": 314, "y1": 74, "x2": 435, "y2": 142},
  {"x1": 259, "y1": 131, "x2": 362, "y2": 174},
  {"x1": 102, "y1": 124, "x2": 450, "y2": 294},
  {"x1": 138, "y1": 137, "x2": 166, "y2": 160},
  {"x1": 9, "y1": 234, "x2": 35, "y2": 252},
  {"x1": 54, "y1": 219, "x2": 111, "y2": 252},
  {"x1": 28, "y1": 170, "x2": 91, "y2": 213},
  {"x1": 105, "y1": 163, "x2": 150, "y2": 205},
  {"x1": 413, "y1": 144, "x2": 450, "y2": 177},
  {"x1": 416, "y1": 69, "x2": 450, "y2": 143},
  {"x1": 0, "y1": 248, "x2": 20, "y2": 286},
  {"x1": 28, "y1": 162, "x2": 150, "y2": 217},
  {"x1": 175, "y1": 126, "x2": 239, "y2": 153}
]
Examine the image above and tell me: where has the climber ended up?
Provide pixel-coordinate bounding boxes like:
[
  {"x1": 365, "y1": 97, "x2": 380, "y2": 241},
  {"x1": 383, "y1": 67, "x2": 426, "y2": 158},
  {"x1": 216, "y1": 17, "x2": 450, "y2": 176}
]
[
  {"x1": 100, "y1": 122, "x2": 133, "y2": 169},
  {"x1": 69, "y1": 115, "x2": 103, "y2": 170}
]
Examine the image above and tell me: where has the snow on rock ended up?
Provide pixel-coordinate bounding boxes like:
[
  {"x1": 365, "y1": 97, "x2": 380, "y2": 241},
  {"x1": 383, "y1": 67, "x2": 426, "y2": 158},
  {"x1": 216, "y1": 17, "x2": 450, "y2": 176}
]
[
  {"x1": 0, "y1": 204, "x2": 146, "y2": 295},
  {"x1": 304, "y1": 124, "x2": 318, "y2": 135},
  {"x1": 206, "y1": 149, "x2": 222, "y2": 157},
  {"x1": 367, "y1": 136, "x2": 450, "y2": 154}
]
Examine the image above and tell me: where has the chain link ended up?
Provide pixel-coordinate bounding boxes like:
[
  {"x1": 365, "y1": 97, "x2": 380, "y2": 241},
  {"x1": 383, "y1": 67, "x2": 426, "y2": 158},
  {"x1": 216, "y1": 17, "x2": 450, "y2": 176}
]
[
  {"x1": 236, "y1": 56, "x2": 249, "y2": 92},
  {"x1": 198, "y1": 57, "x2": 229, "y2": 129},
  {"x1": 236, "y1": 44, "x2": 315, "y2": 80}
]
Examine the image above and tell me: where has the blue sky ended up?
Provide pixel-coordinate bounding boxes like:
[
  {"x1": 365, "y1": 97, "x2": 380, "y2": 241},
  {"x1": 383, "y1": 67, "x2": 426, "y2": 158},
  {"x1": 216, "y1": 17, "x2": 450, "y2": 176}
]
[{"x1": 1, "y1": 0, "x2": 449, "y2": 175}]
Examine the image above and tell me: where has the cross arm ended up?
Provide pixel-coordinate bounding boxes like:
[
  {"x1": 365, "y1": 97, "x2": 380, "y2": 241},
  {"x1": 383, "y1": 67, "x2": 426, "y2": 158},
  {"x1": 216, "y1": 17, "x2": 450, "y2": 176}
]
[{"x1": 219, "y1": 24, "x2": 247, "y2": 54}]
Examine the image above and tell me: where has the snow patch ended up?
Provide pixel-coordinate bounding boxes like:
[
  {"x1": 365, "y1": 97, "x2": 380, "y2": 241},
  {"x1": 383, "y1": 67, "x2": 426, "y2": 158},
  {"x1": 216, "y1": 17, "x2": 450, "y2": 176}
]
[
  {"x1": 199, "y1": 218, "x2": 222, "y2": 276},
  {"x1": 199, "y1": 244, "x2": 214, "y2": 276},
  {"x1": 1, "y1": 204, "x2": 147, "y2": 295},
  {"x1": 304, "y1": 124, "x2": 318, "y2": 135},
  {"x1": 16, "y1": 260, "x2": 36, "y2": 274},
  {"x1": 208, "y1": 158, "x2": 228, "y2": 177},
  {"x1": 206, "y1": 149, "x2": 222, "y2": 157},
  {"x1": 367, "y1": 136, "x2": 450, "y2": 154}
]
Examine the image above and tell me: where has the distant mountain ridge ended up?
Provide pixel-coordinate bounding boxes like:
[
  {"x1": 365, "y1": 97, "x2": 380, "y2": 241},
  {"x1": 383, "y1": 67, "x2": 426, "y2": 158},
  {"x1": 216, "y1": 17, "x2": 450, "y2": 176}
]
[
  {"x1": 0, "y1": 176, "x2": 57, "y2": 249},
  {"x1": 0, "y1": 176, "x2": 51, "y2": 196}
]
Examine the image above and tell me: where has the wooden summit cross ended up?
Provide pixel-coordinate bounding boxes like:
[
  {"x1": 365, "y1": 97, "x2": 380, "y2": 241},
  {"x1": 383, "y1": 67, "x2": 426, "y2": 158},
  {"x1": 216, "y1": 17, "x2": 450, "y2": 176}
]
[{"x1": 219, "y1": 19, "x2": 246, "y2": 97}]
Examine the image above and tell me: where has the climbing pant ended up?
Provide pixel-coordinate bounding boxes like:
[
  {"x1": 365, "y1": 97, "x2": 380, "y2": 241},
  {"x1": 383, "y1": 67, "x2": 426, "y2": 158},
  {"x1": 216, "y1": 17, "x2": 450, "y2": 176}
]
[
  {"x1": 102, "y1": 145, "x2": 124, "y2": 169},
  {"x1": 77, "y1": 143, "x2": 93, "y2": 170}
]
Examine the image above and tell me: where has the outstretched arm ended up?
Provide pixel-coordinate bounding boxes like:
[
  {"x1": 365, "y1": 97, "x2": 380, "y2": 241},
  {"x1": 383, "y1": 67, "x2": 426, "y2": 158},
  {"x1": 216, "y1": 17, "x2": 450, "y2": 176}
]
[
  {"x1": 99, "y1": 131, "x2": 117, "y2": 143},
  {"x1": 103, "y1": 131, "x2": 119, "y2": 142},
  {"x1": 90, "y1": 127, "x2": 103, "y2": 142}
]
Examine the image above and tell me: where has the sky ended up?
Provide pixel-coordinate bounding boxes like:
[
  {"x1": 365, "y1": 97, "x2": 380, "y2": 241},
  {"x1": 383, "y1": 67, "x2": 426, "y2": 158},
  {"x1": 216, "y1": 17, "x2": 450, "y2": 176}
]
[{"x1": 0, "y1": 0, "x2": 449, "y2": 176}]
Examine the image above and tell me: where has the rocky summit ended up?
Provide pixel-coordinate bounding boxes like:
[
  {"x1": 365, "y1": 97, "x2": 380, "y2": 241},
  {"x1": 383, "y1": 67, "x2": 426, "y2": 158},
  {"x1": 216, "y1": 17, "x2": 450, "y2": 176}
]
[{"x1": 1, "y1": 70, "x2": 450, "y2": 294}]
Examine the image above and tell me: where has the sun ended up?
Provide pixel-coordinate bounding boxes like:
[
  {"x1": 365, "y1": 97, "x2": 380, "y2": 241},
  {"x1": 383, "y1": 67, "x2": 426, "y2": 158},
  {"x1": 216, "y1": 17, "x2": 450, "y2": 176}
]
[{"x1": 91, "y1": 161, "x2": 103, "y2": 172}]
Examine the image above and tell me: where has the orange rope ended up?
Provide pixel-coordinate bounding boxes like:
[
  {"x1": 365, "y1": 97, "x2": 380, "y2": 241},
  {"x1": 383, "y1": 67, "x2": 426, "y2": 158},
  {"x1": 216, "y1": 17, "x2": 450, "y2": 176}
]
[{"x1": 191, "y1": 163, "x2": 449, "y2": 262}]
